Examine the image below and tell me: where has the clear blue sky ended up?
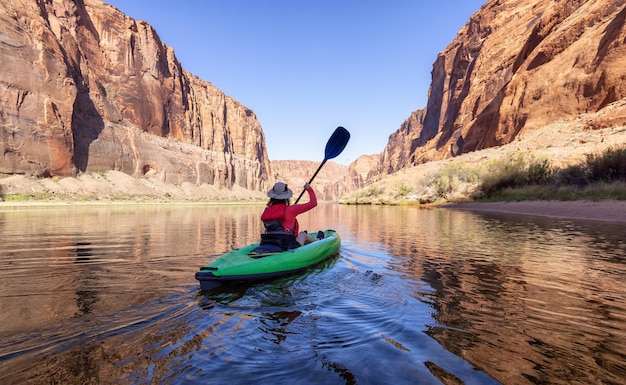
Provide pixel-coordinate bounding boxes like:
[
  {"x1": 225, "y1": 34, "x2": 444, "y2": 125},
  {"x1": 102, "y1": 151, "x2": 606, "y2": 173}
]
[{"x1": 105, "y1": 1, "x2": 485, "y2": 165}]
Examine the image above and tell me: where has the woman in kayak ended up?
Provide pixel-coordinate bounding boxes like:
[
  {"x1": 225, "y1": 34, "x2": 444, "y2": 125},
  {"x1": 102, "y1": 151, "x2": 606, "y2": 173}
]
[{"x1": 259, "y1": 181, "x2": 318, "y2": 250}]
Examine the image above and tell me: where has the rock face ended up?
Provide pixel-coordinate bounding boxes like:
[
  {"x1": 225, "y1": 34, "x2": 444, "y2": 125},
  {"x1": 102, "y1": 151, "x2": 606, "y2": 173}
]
[
  {"x1": 0, "y1": 0, "x2": 270, "y2": 191},
  {"x1": 270, "y1": 160, "x2": 350, "y2": 201},
  {"x1": 5, "y1": 0, "x2": 623, "y2": 199},
  {"x1": 347, "y1": 154, "x2": 382, "y2": 189},
  {"x1": 377, "y1": 0, "x2": 626, "y2": 176},
  {"x1": 379, "y1": 109, "x2": 426, "y2": 175}
]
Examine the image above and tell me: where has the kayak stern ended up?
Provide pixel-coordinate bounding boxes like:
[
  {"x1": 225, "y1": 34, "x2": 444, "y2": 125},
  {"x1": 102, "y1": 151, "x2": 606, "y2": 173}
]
[{"x1": 195, "y1": 230, "x2": 340, "y2": 290}]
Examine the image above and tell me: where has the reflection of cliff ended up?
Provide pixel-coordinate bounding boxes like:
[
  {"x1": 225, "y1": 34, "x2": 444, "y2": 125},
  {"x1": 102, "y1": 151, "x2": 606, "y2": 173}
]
[
  {"x1": 0, "y1": 206, "x2": 275, "y2": 383},
  {"x1": 260, "y1": 310, "x2": 303, "y2": 345},
  {"x1": 73, "y1": 242, "x2": 100, "y2": 318},
  {"x1": 2, "y1": 206, "x2": 625, "y2": 384},
  {"x1": 0, "y1": 207, "x2": 265, "y2": 335},
  {"x1": 383, "y1": 210, "x2": 626, "y2": 385},
  {"x1": 308, "y1": 205, "x2": 625, "y2": 384}
]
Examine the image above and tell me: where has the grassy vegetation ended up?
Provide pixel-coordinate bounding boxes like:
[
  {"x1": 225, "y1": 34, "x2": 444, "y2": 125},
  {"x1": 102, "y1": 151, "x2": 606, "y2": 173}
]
[
  {"x1": 3, "y1": 192, "x2": 52, "y2": 201},
  {"x1": 474, "y1": 146, "x2": 626, "y2": 201},
  {"x1": 0, "y1": 191, "x2": 266, "y2": 205},
  {"x1": 474, "y1": 155, "x2": 552, "y2": 199},
  {"x1": 342, "y1": 162, "x2": 481, "y2": 205},
  {"x1": 424, "y1": 162, "x2": 480, "y2": 202},
  {"x1": 4, "y1": 146, "x2": 624, "y2": 206},
  {"x1": 342, "y1": 145, "x2": 626, "y2": 205},
  {"x1": 478, "y1": 182, "x2": 626, "y2": 201}
]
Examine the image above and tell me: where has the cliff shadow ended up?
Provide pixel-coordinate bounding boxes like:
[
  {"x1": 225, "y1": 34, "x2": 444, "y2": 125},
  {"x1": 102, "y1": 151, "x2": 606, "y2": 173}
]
[
  {"x1": 69, "y1": 2, "x2": 105, "y2": 173},
  {"x1": 72, "y1": 86, "x2": 104, "y2": 172},
  {"x1": 458, "y1": 87, "x2": 526, "y2": 153}
]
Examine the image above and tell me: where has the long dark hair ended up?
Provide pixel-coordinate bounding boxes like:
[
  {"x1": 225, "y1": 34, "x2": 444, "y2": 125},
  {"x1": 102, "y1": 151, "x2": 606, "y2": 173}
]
[{"x1": 267, "y1": 198, "x2": 290, "y2": 206}]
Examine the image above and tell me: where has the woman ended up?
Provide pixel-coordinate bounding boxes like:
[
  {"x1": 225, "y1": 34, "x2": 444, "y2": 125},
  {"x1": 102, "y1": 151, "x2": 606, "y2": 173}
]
[{"x1": 259, "y1": 181, "x2": 317, "y2": 251}]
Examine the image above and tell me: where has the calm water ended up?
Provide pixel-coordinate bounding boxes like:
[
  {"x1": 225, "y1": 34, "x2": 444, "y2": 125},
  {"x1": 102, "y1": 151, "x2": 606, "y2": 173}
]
[{"x1": 0, "y1": 204, "x2": 625, "y2": 384}]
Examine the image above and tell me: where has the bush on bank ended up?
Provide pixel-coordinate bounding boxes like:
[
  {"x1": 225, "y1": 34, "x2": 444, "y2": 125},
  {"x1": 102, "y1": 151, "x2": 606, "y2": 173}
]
[
  {"x1": 342, "y1": 145, "x2": 626, "y2": 205},
  {"x1": 475, "y1": 146, "x2": 626, "y2": 201}
]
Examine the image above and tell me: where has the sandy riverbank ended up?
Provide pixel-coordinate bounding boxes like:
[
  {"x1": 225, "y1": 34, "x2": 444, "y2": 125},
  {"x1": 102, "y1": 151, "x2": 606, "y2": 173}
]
[
  {"x1": 3, "y1": 198, "x2": 625, "y2": 223},
  {"x1": 443, "y1": 200, "x2": 626, "y2": 222}
]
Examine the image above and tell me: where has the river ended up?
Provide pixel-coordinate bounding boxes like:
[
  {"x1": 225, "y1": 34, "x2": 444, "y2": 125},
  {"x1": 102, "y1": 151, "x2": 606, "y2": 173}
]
[{"x1": 0, "y1": 204, "x2": 624, "y2": 384}]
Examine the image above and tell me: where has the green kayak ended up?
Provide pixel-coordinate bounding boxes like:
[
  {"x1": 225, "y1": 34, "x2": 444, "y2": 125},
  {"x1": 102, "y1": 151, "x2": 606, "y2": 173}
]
[{"x1": 195, "y1": 230, "x2": 341, "y2": 290}]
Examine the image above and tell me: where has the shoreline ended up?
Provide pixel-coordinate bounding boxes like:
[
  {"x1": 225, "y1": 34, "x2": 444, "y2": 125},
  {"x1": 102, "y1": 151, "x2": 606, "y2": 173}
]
[
  {"x1": 443, "y1": 200, "x2": 626, "y2": 222},
  {"x1": 0, "y1": 200, "x2": 267, "y2": 209},
  {"x1": 3, "y1": 199, "x2": 626, "y2": 223}
]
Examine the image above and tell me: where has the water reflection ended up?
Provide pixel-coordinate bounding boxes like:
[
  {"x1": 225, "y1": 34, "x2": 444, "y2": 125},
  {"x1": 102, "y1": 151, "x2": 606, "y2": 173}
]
[
  {"x1": 260, "y1": 310, "x2": 303, "y2": 345},
  {"x1": 0, "y1": 206, "x2": 264, "y2": 333},
  {"x1": 370, "y1": 208, "x2": 626, "y2": 385},
  {"x1": 0, "y1": 204, "x2": 624, "y2": 384}
]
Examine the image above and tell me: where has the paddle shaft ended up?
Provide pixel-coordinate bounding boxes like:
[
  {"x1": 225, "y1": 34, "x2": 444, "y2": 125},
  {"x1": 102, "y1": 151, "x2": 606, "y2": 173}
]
[
  {"x1": 293, "y1": 126, "x2": 350, "y2": 204},
  {"x1": 294, "y1": 159, "x2": 327, "y2": 204}
]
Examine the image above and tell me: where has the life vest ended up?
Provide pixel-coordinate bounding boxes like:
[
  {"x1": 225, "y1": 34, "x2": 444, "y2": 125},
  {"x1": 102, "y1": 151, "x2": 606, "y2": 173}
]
[{"x1": 261, "y1": 203, "x2": 297, "y2": 234}]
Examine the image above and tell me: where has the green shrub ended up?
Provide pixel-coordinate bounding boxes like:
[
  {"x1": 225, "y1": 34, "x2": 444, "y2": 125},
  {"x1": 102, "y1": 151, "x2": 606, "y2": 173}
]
[
  {"x1": 553, "y1": 146, "x2": 626, "y2": 187},
  {"x1": 363, "y1": 184, "x2": 384, "y2": 197},
  {"x1": 477, "y1": 155, "x2": 554, "y2": 198},
  {"x1": 584, "y1": 146, "x2": 626, "y2": 183},
  {"x1": 527, "y1": 158, "x2": 552, "y2": 184},
  {"x1": 441, "y1": 162, "x2": 480, "y2": 183},
  {"x1": 421, "y1": 162, "x2": 480, "y2": 201},
  {"x1": 395, "y1": 183, "x2": 413, "y2": 197},
  {"x1": 479, "y1": 156, "x2": 524, "y2": 197},
  {"x1": 475, "y1": 146, "x2": 626, "y2": 201},
  {"x1": 433, "y1": 173, "x2": 458, "y2": 198},
  {"x1": 555, "y1": 164, "x2": 587, "y2": 187},
  {"x1": 5, "y1": 192, "x2": 48, "y2": 201}
]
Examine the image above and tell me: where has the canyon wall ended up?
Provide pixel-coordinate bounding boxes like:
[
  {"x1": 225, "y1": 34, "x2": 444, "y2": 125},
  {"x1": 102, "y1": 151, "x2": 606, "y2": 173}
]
[
  {"x1": 0, "y1": 0, "x2": 270, "y2": 191},
  {"x1": 374, "y1": 0, "x2": 626, "y2": 178},
  {"x1": 5, "y1": 0, "x2": 625, "y2": 198},
  {"x1": 270, "y1": 160, "x2": 350, "y2": 202}
]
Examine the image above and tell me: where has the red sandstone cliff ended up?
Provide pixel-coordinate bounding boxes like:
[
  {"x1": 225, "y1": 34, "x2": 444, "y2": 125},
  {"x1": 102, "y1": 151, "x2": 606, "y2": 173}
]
[
  {"x1": 270, "y1": 160, "x2": 350, "y2": 202},
  {"x1": 373, "y1": 0, "x2": 626, "y2": 178},
  {"x1": 0, "y1": 0, "x2": 270, "y2": 191},
  {"x1": 4, "y1": 0, "x2": 625, "y2": 200}
]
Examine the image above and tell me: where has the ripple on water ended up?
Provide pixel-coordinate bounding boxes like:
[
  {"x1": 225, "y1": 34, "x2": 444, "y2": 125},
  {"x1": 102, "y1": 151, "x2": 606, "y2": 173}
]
[{"x1": 3, "y1": 205, "x2": 625, "y2": 384}]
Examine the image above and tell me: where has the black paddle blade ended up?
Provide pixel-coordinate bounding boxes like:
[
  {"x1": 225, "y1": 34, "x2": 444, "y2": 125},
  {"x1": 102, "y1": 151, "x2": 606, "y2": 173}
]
[
  {"x1": 324, "y1": 126, "x2": 350, "y2": 160},
  {"x1": 294, "y1": 126, "x2": 351, "y2": 204}
]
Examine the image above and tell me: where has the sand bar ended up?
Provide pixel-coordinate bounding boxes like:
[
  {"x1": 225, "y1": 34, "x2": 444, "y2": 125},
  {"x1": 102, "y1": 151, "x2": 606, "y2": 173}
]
[{"x1": 444, "y1": 200, "x2": 626, "y2": 222}]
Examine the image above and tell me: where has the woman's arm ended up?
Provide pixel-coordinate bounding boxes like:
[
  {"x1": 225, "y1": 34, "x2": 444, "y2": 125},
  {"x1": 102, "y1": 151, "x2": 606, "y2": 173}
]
[{"x1": 291, "y1": 184, "x2": 317, "y2": 214}]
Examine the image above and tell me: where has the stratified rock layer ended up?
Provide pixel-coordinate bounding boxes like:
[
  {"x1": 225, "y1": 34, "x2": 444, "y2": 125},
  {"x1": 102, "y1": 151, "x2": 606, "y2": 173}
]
[
  {"x1": 270, "y1": 160, "x2": 350, "y2": 202},
  {"x1": 377, "y1": 0, "x2": 626, "y2": 176},
  {"x1": 0, "y1": 0, "x2": 270, "y2": 191},
  {"x1": 4, "y1": 0, "x2": 625, "y2": 199}
]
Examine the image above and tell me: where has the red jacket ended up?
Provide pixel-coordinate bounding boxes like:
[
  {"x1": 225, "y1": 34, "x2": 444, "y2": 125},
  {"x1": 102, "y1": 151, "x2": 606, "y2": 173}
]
[{"x1": 261, "y1": 186, "x2": 317, "y2": 234}]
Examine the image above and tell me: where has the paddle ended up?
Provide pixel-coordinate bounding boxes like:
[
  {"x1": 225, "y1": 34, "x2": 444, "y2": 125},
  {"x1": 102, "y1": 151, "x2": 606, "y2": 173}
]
[{"x1": 294, "y1": 126, "x2": 351, "y2": 204}]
